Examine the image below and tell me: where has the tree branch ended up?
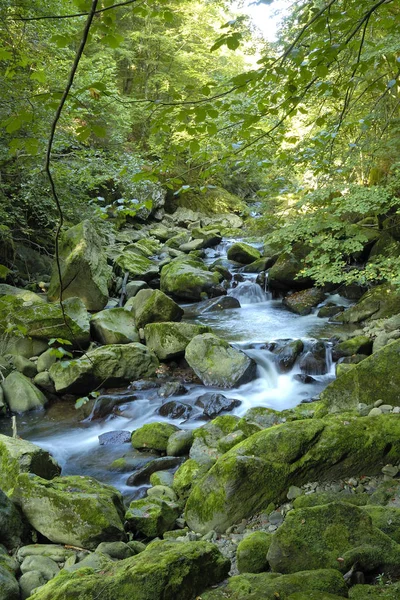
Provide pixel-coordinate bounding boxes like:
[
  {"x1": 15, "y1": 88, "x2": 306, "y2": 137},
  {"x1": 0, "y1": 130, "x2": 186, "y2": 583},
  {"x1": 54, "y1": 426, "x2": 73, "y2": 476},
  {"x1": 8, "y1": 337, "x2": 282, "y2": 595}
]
[{"x1": 10, "y1": 0, "x2": 138, "y2": 22}]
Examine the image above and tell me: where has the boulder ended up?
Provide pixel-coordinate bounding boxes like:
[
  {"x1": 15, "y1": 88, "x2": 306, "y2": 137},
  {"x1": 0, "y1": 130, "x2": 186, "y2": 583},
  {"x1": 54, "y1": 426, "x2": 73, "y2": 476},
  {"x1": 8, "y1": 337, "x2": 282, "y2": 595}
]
[
  {"x1": 0, "y1": 488, "x2": 25, "y2": 549},
  {"x1": 320, "y1": 339, "x2": 400, "y2": 412},
  {"x1": 267, "y1": 339, "x2": 304, "y2": 372},
  {"x1": 131, "y1": 422, "x2": 179, "y2": 453},
  {"x1": 49, "y1": 342, "x2": 158, "y2": 394},
  {"x1": 47, "y1": 220, "x2": 111, "y2": 310},
  {"x1": 195, "y1": 392, "x2": 241, "y2": 418},
  {"x1": 0, "y1": 563, "x2": 19, "y2": 600},
  {"x1": 144, "y1": 322, "x2": 210, "y2": 360},
  {"x1": 161, "y1": 256, "x2": 222, "y2": 302},
  {"x1": 0, "y1": 295, "x2": 90, "y2": 346},
  {"x1": 184, "y1": 295, "x2": 240, "y2": 316},
  {"x1": 12, "y1": 474, "x2": 126, "y2": 550},
  {"x1": 268, "y1": 247, "x2": 313, "y2": 292},
  {"x1": 227, "y1": 242, "x2": 261, "y2": 265},
  {"x1": 236, "y1": 531, "x2": 272, "y2": 574},
  {"x1": 332, "y1": 284, "x2": 400, "y2": 324},
  {"x1": 185, "y1": 333, "x2": 257, "y2": 388},
  {"x1": 0, "y1": 284, "x2": 46, "y2": 303},
  {"x1": 125, "y1": 497, "x2": 180, "y2": 537},
  {"x1": 201, "y1": 569, "x2": 348, "y2": 600},
  {"x1": 90, "y1": 308, "x2": 139, "y2": 345},
  {"x1": 28, "y1": 540, "x2": 230, "y2": 600},
  {"x1": 185, "y1": 415, "x2": 400, "y2": 533},
  {"x1": 267, "y1": 502, "x2": 400, "y2": 576},
  {"x1": 2, "y1": 371, "x2": 47, "y2": 413},
  {"x1": 349, "y1": 583, "x2": 400, "y2": 599},
  {"x1": 0, "y1": 434, "x2": 61, "y2": 493},
  {"x1": 332, "y1": 335, "x2": 372, "y2": 361},
  {"x1": 115, "y1": 246, "x2": 160, "y2": 281},
  {"x1": 283, "y1": 288, "x2": 325, "y2": 316},
  {"x1": 126, "y1": 288, "x2": 183, "y2": 329},
  {"x1": 125, "y1": 280, "x2": 149, "y2": 299},
  {"x1": 167, "y1": 430, "x2": 194, "y2": 457}
]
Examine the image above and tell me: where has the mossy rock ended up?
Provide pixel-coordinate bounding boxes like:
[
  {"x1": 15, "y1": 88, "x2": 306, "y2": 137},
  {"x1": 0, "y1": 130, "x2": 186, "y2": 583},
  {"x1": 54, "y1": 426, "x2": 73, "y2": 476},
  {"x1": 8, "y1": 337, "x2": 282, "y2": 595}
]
[
  {"x1": 0, "y1": 434, "x2": 61, "y2": 494},
  {"x1": 29, "y1": 540, "x2": 230, "y2": 600},
  {"x1": 332, "y1": 335, "x2": 372, "y2": 360},
  {"x1": 125, "y1": 497, "x2": 180, "y2": 538},
  {"x1": 368, "y1": 480, "x2": 400, "y2": 507},
  {"x1": 268, "y1": 247, "x2": 313, "y2": 292},
  {"x1": 0, "y1": 488, "x2": 26, "y2": 550},
  {"x1": 267, "y1": 502, "x2": 400, "y2": 575},
  {"x1": 12, "y1": 474, "x2": 126, "y2": 550},
  {"x1": 349, "y1": 583, "x2": 400, "y2": 598},
  {"x1": 48, "y1": 220, "x2": 112, "y2": 311},
  {"x1": 0, "y1": 284, "x2": 46, "y2": 304},
  {"x1": 363, "y1": 505, "x2": 400, "y2": 543},
  {"x1": 185, "y1": 415, "x2": 400, "y2": 534},
  {"x1": 227, "y1": 243, "x2": 261, "y2": 265},
  {"x1": 293, "y1": 491, "x2": 369, "y2": 509},
  {"x1": 2, "y1": 371, "x2": 47, "y2": 413},
  {"x1": 90, "y1": 308, "x2": 139, "y2": 345},
  {"x1": 115, "y1": 246, "x2": 160, "y2": 281},
  {"x1": 126, "y1": 289, "x2": 183, "y2": 329},
  {"x1": 201, "y1": 569, "x2": 348, "y2": 600},
  {"x1": 167, "y1": 430, "x2": 194, "y2": 457},
  {"x1": 369, "y1": 232, "x2": 400, "y2": 261},
  {"x1": 0, "y1": 564, "x2": 19, "y2": 600},
  {"x1": 236, "y1": 531, "x2": 272, "y2": 574},
  {"x1": 49, "y1": 342, "x2": 159, "y2": 395},
  {"x1": 0, "y1": 295, "x2": 90, "y2": 346},
  {"x1": 144, "y1": 322, "x2": 210, "y2": 360},
  {"x1": 185, "y1": 333, "x2": 256, "y2": 388},
  {"x1": 332, "y1": 284, "x2": 400, "y2": 324},
  {"x1": 283, "y1": 288, "x2": 325, "y2": 316},
  {"x1": 235, "y1": 407, "x2": 285, "y2": 436},
  {"x1": 131, "y1": 422, "x2": 179, "y2": 453},
  {"x1": 320, "y1": 338, "x2": 400, "y2": 412},
  {"x1": 172, "y1": 459, "x2": 209, "y2": 500},
  {"x1": 160, "y1": 256, "x2": 222, "y2": 302}
]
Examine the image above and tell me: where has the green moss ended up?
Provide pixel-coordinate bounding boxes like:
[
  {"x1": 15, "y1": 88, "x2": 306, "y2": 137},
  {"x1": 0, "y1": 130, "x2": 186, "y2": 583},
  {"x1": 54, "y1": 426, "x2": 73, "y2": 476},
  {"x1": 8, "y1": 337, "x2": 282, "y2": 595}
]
[
  {"x1": 363, "y1": 505, "x2": 400, "y2": 543},
  {"x1": 144, "y1": 322, "x2": 210, "y2": 360},
  {"x1": 172, "y1": 459, "x2": 209, "y2": 500},
  {"x1": 235, "y1": 407, "x2": 285, "y2": 436},
  {"x1": 160, "y1": 257, "x2": 221, "y2": 302},
  {"x1": 227, "y1": 243, "x2": 261, "y2": 265},
  {"x1": 125, "y1": 497, "x2": 180, "y2": 538},
  {"x1": 131, "y1": 422, "x2": 179, "y2": 453},
  {"x1": 349, "y1": 583, "x2": 400, "y2": 599},
  {"x1": 332, "y1": 284, "x2": 400, "y2": 324},
  {"x1": 334, "y1": 335, "x2": 372, "y2": 357},
  {"x1": 236, "y1": 531, "x2": 272, "y2": 573},
  {"x1": 293, "y1": 491, "x2": 369, "y2": 509}
]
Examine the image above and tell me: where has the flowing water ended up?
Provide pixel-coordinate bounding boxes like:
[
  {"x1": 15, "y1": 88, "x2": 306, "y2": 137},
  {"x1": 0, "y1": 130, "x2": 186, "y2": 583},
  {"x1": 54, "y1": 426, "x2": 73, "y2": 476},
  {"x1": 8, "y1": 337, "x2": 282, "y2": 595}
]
[{"x1": 1, "y1": 239, "x2": 348, "y2": 498}]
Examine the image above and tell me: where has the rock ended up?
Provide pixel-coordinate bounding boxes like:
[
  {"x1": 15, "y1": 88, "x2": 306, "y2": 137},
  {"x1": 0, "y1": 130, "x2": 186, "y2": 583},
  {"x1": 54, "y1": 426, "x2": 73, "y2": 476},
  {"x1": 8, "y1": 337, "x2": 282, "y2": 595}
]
[
  {"x1": 125, "y1": 280, "x2": 149, "y2": 299},
  {"x1": 147, "y1": 485, "x2": 177, "y2": 502},
  {"x1": 131, "y1": 422, "x2": 179, "y2": 453},
  {"x1": 227, "y1": 243, "x2": 261, "y2": 265},
  {"x1": 90, "y1": 308, "x2": 139, "y2": 345},
  {"x1": 218, "y1": 430, "x2": 247, "y2": 452},
  {"x1": 283, "y1": 288, "x2": 325, "y2": 316},
  {"x1": 158, "y1": 381, "x2": 187, "y2": 398},
  {"x1": 115, "y1": 246, "x2": 159, "y2": 281},
  {"x1": 64, "y1": 551, "x2": 112, "y2": 573},
  {"x1": 332, "y1": 284, "x2": 400, "y2": 324},
  {"x1": 144, "y1": 322, "x2": 210, "y2": 360},
  {"x1": 98, "y1": 430, "x2": 131, "y2": 445},
  {"x1": 242, "y1": 257, "x2": 276, "y2": 273},
  {"x1": 20, "y1": 554, "x2": 60, "y2": 580},
  {"x1": 267, "y1": 502, "x2": 400, "y2": 576},
  {"x1": 172, "y1": 459, "x2": 209, "y2": 501},
  {"x1": 349, "y1": 583, "x2": 400, "y2": 599},
  {"x1": 0, "y1": 563, "x2": 19, "y2": 600},
  {"x1": 19, "y1": 571, "x2": 46, "y2": 600},
  {"x1": 150, "y1": 471, "x2": 175, "y2": 488},
  {"x1": 126, "y1": 288, "x2": 183, "y2": 329},
  {"x1": 267, "y1": 339, "x2": 304, "y2": 373},
  {"x1": 0, "y1": 488, "x2": 25, "y2": 549},
  {"x1": 125, "y1": 497, "x2": 180, "y2": 537},
  {"x1": 126, "y1": 456, "x2": 183, "y2": 486},
  {"x1": 184, "y1": 296, "x2": 240, "y2": 316},
  {"x1": 363, "y1": 505, "x2": 400, "y2": 543},
  {"x1": 320, "y1": 339, "x2": 400, "y2": 412},
  {"x1": 0, "y1": 434, "x2": 61, "y2": 493},
  {"x1": 236, "y1": 531, "x2": 272, "y2": 574},
  {"x1": 287, "y1": 485, "x2": 303, "y2": 500},
  {"x1": 2, "y1": 371, "x2": 47, "y2": 413},
  {"x1": 158, "y1": 401, "x2": 192, "y2": 420},
  {"x1": 47, "y1": 220, "x2": 111, "y2": 310},
  {"x1": 28, "y1": 540, "x2": 229, "y2": 600},
  {"x1": 185, "y1": 333, "x2": 257, "y2": 388},
  {"x1": 3, "y1": 337, "x2": 48, "y2": 359},
  {"x1": 0, "y1": 284, "x2": 46, "y2": 303},
  {"x1": 195, "y1": 392, "x2": 241, "y2": 418},
  {"x1": 0, "y1": 295, "x2": 90, "y2": 346},
  {"x1": 332, "y1": 335, "x2": 372, "y2": 361},
  {"x1": 268, "y1": 247, "x2": 313, "y2": 292},
  {"x1": 12, "y1": 474, "x2": 126, "y2": 550},
  {"x1": 201, "y1": 569, "x2": 348, "y2": 600},
  {"x1": 12, "y1": 355, "x2": 37, "y2": 377},
  {"x1": 36, "y1": 349, "x2": 57, "y2": 373},
  {"x1": 298, "y1": 341, "x2": 327, "y2": 375},
  {"x1": 95, "y1": 541, "x2": 134, "y2": 560},
  {"x1": 185, "y1": 415, "x2": 400, "y2": 534},
  {"x1": 236, "y1": 407, "x2": 285, "y2": 437},
  {"x1": 167, "y1": 430, "x2": 194, "y2": 457},
  {"x1": 161, "y1": 256, "x2": 222, "y2": 302},
  {"x1": 33, "y1": 371, "x2": 56, "y2": 393},
  {"x1": 318, "y1": 304, "x2": 345, "y2": 318},
  {"x1": 189, "y1": 416, "x2": 239, "y2": 470},
  {"x1": 49, "y1": 342, "x2": 158, "y2": 395},
  {"x1": 17, "y1": 544, "x2": 77, "y2": 563}
]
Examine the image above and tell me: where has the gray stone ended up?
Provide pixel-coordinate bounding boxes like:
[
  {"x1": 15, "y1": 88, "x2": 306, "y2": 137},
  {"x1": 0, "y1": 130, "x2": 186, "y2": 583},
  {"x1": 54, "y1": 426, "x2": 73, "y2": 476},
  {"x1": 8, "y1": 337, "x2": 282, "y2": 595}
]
[
  {"x1": 95, "y1": 541, "x2": 134, "y2": 560},
  {"x1": 144, "y1": 322, "x2": 210, "y2": 360},
  {"x1": 36, "y1": 349, "x2": 57, "y2": 373},
  {"x1": 90, "y1": 308, "x2": 139, "y2": 345},
  {"x1": 20, "y1": 555, "x2": 60, "y2": 580},
  {"x1": 126, "y1": 281, "x2": 149, "y2": 299},
  {"x1": 12, "y1": 355, "x2": 37, "y2": 378},
  {"x1": 33, "y1": 371, "x2": 55, "y2": 393},
  {"x1": 2, "y1": 371, "x2": 47, "y2": 413},
  {"x1": 19, "y1": 571, "x2": 46, "y2": 600}
]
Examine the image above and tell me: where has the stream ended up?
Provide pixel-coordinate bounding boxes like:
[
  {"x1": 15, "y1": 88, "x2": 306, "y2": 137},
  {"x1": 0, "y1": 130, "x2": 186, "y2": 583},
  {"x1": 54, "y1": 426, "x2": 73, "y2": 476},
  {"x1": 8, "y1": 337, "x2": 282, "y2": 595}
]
[{"x1": 1, "y1": 239, "x2": 350, "y2": 500}]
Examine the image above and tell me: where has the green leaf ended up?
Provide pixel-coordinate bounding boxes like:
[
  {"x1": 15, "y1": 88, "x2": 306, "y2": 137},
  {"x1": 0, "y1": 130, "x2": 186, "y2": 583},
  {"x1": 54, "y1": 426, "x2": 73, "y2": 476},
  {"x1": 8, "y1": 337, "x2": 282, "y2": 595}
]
[
  {"x1": 0, "y1": 48, "x2": 12, "y2": 60},
  {"x1": 75, "y1": 396, "x2": 90, "y2": 409},
  {"x1": 101, "y1": 34, "x2": 124, "y2": 49},
  {"x1": 30, "y1": 70, "x2": 46, "y2": 84}
]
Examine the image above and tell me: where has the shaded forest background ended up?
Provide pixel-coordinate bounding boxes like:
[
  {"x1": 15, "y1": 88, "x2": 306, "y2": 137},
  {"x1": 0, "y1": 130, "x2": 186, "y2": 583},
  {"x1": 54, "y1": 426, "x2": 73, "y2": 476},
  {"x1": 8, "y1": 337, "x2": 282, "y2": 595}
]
[{"x1": 1, "y1": 0, "x2": 400, "y2": 288}]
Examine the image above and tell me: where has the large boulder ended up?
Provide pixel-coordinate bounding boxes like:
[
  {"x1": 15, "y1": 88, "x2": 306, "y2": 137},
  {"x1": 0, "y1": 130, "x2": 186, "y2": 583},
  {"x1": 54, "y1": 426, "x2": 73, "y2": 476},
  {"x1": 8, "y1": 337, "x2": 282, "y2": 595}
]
[
  {"x1": 0, "y1": 295, "x2": 90, "y2": 346},
  {"x1": 90, "y1": 308, "x2": 139, "y2": 345},
  {"x1": 114, "y1": 246, "x2": 160, "y2": 281},
  {"x1": 0, "y1": 435, "x2": 61, "y2": 494},
  {"x1": 227, "y1": 242, "x2": 261, "y2": 265},
  {"x1": 185, "y1": 415, "x2": 400, "y2": 533},
  {"x1": 332, "y1": 284, "x2": 400, "y2": 324},
  {"x1": 267, "y1": 502, "x2": 400, "y2": 576},
  {"x1": 126, "y1": 289, "x2": 183, "y2": 329},
  {"x1": 131, "y1": 422, "x2": 179, "y2": 453},
  {"x1": 185, "y1": 333, "x2": 257, "y2": 388},
  {"x1": 12, "y1": 474, "x2": 126, "y2": 550},
  {"x1": 283, "y1": 288, "x2": 325, "y2": 316},
  {"x1": 47, "y1": 220, "x2": 112, "y2": 311},
  {"x1": 268, "y1": 247, "x2": 313, "y2": 292},
  {"x1": 125, "y1": 497, "x2": 180, "y2": 537},
  {"x1": 320, "y1": 338, "x2": 400, "y2": 413},
  {"x1": 0, "y1": 284, "x2": 46, "y2": 303},
  {"x1": 144, "y1": 322, "x2": 210, "y2": 360},
  {"x1": 161, "y1": 256, "x2": 222, "y2": 302},
  {"x1": 2, "y1": 371, "x2": 47, "y2": 413},
  {"x1": 49, "y1": 342, "x2": 159, "y2": 394},
  {"x1": 29, "y1": 540, "x2": 230, "y2": 600}
]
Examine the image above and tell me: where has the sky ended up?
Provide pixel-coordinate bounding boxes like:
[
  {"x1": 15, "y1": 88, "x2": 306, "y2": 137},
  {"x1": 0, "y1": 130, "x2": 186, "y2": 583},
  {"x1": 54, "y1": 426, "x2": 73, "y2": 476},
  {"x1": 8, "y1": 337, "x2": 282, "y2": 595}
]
[{"x1": 236, "y1": 0, "x2": 292, "y2": 42}]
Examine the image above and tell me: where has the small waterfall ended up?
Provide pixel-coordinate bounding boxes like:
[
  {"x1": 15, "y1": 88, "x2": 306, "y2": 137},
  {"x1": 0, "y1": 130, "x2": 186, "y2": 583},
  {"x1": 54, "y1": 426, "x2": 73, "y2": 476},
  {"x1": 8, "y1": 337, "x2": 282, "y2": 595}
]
[
  {"x1": 243, "y1": 348, "x2": 279, "y2": 388},
  {"x1": 229, "y1": 280, "x2": 269, "y2": 304}
]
